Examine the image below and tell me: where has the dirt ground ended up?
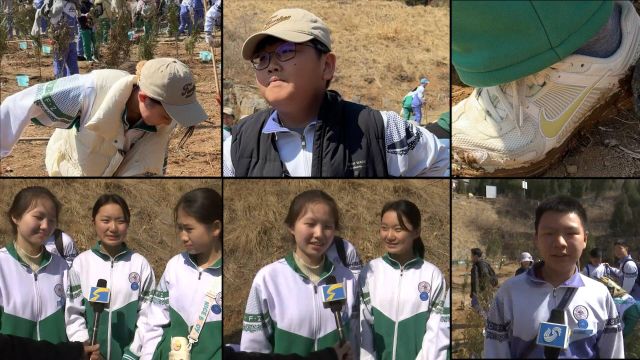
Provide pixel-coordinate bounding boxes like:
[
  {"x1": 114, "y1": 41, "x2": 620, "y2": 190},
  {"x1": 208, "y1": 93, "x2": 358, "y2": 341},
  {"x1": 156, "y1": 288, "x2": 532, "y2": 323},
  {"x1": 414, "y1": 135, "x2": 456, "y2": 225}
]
[
  {"x1": 452, "y1": 1, "x2": 640, "y2": 177},
  {"x1": 0, "y1": 34, "x2": 221, "y2": 176}
]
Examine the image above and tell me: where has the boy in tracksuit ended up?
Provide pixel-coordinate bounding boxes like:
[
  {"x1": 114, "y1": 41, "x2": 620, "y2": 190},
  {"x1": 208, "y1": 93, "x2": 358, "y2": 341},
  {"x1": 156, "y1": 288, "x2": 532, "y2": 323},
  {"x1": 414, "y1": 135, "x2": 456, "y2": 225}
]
[
  {"x1": 484, "y1": 195, "x2": 623, "y2": 358},
  {"x1": 65, "y1": 242, "x2": 156, "y2": 360},
  {"x1": 204, "y1": 0, "x2": 220, "y2": 48},
  {"x1": 49, "y1": 0, "x2": 80, "y2": 78}
]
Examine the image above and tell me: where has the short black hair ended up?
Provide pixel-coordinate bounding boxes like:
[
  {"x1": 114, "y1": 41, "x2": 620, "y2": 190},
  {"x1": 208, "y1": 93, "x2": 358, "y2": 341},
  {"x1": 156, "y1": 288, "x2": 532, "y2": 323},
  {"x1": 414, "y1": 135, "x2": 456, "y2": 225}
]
[
  {"x1": 471, "y1": 248, "x2": 482, "y2": 257},
  {"x1": 534, "y1": 195, "x2": 587, "y2": 233},
  {"x1": 589, "y1": 247, "x2": 603, "y2": 258},
  {"x1": 614, "y1": 239, "x2": 629, "y2": 248}
]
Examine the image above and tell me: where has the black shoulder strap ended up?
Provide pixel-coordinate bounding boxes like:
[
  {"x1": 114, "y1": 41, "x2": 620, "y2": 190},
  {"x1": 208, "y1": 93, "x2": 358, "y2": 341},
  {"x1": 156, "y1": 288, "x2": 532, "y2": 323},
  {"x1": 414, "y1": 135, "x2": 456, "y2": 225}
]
[
  {"x1": 54, "y1": 229, "x2": 64, "y2": 256},
  {"x1": 334, "y1": 237, "x2": 348, "y2": 268},
  {"x1": 520, "y1": 287, "x2": 577, "y2": 359}
]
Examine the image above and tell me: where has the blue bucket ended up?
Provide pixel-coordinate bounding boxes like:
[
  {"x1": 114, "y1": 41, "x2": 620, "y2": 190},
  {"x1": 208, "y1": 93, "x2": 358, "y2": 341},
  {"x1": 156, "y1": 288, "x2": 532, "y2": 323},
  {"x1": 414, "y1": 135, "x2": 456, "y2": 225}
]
[
  {"x1": 18, "y1": 41, "x2": 28, "y2": 50},
  {"x1": 128, "y1": 31, "x2": 135, "y2": 40},
  {"x1": 42, "y1": 45, "x2": 52, "y2": 55},
  {"x1": 199, "y1": 51, "x2": 212, "y2": 62},
  {"x1": 16, "y1": 74, "x2": 30, "y2": 87}
]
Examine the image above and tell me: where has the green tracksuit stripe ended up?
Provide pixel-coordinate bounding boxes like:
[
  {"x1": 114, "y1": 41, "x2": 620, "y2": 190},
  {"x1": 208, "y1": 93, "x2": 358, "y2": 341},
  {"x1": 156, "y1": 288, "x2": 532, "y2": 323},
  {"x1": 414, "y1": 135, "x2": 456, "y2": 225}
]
[
  {"x1": 85, "y1": 299, "x2": 140, "y2": 360},
  {"x1": 151, "y1": 307, "x2": 221, "y2": 360},
  {"x1": 371, "y1": 307, "x2": 429, "y2": 360},
  {"x1": 0, "y1": 307, "x2": 67, "y2": 343},
  {"x1": 270, "y1": 320, "x2": 350, "y2": 356}
]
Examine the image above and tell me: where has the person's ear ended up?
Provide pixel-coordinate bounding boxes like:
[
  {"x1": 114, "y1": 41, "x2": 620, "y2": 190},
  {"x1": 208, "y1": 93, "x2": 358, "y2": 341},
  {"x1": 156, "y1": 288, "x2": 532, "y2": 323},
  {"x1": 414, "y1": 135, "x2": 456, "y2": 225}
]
[
  {"x1": 210, "y1": 220, "x2": 222, "y2": 239},
  {"x1": 137, "y1": 91, "x2": 149, "y2": 104},
  {"x1": 321, "y1": 52, "x2": 336, "y2": 83}
]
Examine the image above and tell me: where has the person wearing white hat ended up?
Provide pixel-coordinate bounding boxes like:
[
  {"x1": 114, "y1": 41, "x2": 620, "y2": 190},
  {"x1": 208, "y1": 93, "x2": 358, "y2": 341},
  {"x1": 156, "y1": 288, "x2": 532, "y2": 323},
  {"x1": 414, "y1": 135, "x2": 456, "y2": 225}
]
[
  {"x1": 0, "y1": 58, "x2": 208, "y2": 176},
  {"x1": 411, "y1": 77, "x2": 429, "y2": 124},
  {"x1": 223, "y1": 8, "x2": 449, "y2": 177},
  {"x1": 514, "y1": 251, "x2": 533, "y2": 276}
]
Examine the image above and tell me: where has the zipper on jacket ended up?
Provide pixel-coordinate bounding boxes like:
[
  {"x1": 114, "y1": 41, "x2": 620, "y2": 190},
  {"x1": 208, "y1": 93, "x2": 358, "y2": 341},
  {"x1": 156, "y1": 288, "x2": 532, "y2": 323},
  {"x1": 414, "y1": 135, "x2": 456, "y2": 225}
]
[
  {"x1": 392, "y1": 267, "x2": 404, "y2": 360},
  {"x1": 312, "y1": 283, "x2": 319, "y2": 351},
  {"x1": 198, "y1": 269, "x2": 202, "y2": 280},
  {"x1": 107, "y1": 257, "x2": 116, "y2": 359},
  {"x1": 301, "y1": 133, "x2": 306, "y2": 150},
  {"x1": 33, "y1": 271, "x2": 41, "y2": 340}
]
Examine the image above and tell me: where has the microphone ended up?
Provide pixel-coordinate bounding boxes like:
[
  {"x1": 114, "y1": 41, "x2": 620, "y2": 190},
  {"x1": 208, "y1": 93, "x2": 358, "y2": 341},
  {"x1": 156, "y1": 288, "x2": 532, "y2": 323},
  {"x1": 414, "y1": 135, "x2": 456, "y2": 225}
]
[
  {"x1": 320, "y1": 275, "x2": 347, "y2": 345},
  {"x1": 89, "y1": 279, "x2": 110, "y2": 346},
  {"x1": 543, "y1": 309, "x2": 564, "y2": 359}
]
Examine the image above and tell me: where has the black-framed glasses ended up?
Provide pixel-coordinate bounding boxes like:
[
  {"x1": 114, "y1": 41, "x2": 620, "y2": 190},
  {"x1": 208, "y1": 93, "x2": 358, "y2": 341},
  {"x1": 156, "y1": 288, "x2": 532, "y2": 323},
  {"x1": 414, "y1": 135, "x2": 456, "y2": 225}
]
[{"x1": 250, "y1": 42, "x2": 316, "y2": 70}]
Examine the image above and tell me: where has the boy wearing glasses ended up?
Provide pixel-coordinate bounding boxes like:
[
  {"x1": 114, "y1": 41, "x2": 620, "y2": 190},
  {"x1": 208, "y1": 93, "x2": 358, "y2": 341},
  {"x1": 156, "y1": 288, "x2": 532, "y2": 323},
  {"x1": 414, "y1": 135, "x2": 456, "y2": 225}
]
[{"x1": 223, "y1": 8, "x2": 449, "y2": 177}]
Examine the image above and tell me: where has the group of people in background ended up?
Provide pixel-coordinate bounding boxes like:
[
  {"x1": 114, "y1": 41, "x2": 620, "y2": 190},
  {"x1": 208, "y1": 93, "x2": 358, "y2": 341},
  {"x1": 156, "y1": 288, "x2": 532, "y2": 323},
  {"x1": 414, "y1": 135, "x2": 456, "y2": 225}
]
[
  {"x1": 0, "y1": 186, "x2": 222, "y2": 360},
  {"x1": 2, "y1": 0, "x2": 221, "y2": 79}
]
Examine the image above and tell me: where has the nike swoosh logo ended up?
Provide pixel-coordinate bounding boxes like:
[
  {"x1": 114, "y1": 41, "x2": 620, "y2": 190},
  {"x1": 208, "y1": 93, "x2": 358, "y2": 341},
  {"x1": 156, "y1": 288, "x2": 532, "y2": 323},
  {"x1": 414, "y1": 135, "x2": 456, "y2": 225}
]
[{"x1": 540, "y1": 72, "x2": 608, "y2": 138}]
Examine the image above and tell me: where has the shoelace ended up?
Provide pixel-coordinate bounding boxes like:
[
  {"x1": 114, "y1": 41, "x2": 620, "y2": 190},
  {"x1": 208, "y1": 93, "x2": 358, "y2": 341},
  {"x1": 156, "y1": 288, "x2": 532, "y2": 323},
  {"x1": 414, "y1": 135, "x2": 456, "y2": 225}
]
[{"x1": 476, "y1": 71, "x2": 548, "y2": 131}]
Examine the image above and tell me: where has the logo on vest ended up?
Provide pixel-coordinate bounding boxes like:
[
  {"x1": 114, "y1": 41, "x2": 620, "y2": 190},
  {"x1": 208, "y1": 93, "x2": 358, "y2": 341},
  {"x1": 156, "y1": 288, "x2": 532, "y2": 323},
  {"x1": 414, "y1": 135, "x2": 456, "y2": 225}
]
[
  {"x1": 55, "y1": 283, "x2": 65, "y2": 307},
  {"x1": 181, "y1": 83, "x2": 196, "y2": 98},
  {"x1": 572, "y1": 305, "x2": 589, "y2": 320},
  {"x1": 212, "y1": 291, "x2": 222, "y2": 314}
]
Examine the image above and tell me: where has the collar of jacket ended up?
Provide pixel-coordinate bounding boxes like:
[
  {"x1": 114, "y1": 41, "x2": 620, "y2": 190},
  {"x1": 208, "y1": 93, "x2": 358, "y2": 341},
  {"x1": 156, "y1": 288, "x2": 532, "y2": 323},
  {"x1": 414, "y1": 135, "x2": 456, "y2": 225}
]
[
  {"x1": 91, "y1": 241, "x2": 131, "y2": 261},
  {"x1": 382, "y1": 252, "x2": 422, "y2": 270},
  {"x1": 285, "y1": 251, "x2": 334, "y2": 282},
  {"x1": 6, "y1": 241, "x2": 53, "y2": 270},
  {"x1": 185, "y1": 252, "x2": 222, "y2": 270}
]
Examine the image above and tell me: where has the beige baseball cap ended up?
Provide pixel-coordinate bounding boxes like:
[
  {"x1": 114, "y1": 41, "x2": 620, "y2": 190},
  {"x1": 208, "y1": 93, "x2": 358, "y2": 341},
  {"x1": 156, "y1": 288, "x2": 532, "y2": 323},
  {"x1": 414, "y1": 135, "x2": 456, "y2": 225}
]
[
  {"x1": 242, "y1": 8, "x2": 332, "y2": 60},
  {"x1": 138, "y1": 58, "x2": 208, "y2": 127}
]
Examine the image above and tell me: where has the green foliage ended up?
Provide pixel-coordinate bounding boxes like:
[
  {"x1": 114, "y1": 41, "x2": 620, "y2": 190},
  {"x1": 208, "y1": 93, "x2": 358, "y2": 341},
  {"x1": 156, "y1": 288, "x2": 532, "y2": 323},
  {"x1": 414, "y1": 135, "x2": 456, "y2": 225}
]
[
  {"x1": 13, "y1": 3, "x2": 35, "y2": 38},
  {"x1": 166, "y1": 2, "x2": 179, "y2": 57},
  {"x1": 138, "y1": 20, "x2": 158, "y2": 60},
  {"x1": 184, "y1": 27, "x2": 200, "y2": 58},
  {"x1": 49, "y1": 21, "x2": 73, "y2": 78},
  {"x1": 0, "y1": 10, "x2": 8, "y2": 102},
  {"x1": 104, "y1": 7, "x2": 133, "y2": 67},
  {"x1": 29, "y1": 34, "x2": 43, "y2": 78},
  {"x1": 485, "y1": 229, "x2": 503, "y2": 259}
]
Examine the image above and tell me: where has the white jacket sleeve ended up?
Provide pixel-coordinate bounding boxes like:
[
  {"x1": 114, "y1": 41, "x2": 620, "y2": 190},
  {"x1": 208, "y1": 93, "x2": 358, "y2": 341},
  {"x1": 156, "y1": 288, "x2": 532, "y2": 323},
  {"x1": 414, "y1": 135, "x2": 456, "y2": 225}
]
[
  {"x1": 240, "y1": 273, "x2": 274, "y2": 353},
  {"x1": 483, "y1": 288, "x2": 511, "y2": 358},
  {"x1": 124, "y1": 259, "x2": 157, "y2": 359},
  {"x1": 1, "y1": 76, "x2": 85, "y2": 158},
  {"x1": 61, "y1": 232, "x2": 79, "y2": 267},
  {"x1": 139, "y1": 268, "x2": 171, "y2": 360},
  {"x1": 359, "y1": 266, "x2": 376, "y2": 360},
  {"x1": 222, "y1": 136, "x2": 236, "y2": 177},
  {"x1": 417, "y1": 277, "x2": 449, "y2": 360},
  {"x1": 381, "y1": 111, "x2": 448, "y2": 177},
  {"x1": 65, "y1": 263, "x2": 89, "y2": 342},
  {"x1": 597, "y1": 291, "x2": 624, "y2": 358},
  {"x1": 622, "y1": 260, "x2": 638, "y2": 293}
]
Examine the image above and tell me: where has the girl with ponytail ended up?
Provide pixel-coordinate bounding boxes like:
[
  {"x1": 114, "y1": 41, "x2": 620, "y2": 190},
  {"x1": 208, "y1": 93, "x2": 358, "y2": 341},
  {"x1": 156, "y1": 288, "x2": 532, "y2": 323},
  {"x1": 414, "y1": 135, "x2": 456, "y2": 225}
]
[{"x1": 359, "y1": 200, "x2": 449, "y2": 360}]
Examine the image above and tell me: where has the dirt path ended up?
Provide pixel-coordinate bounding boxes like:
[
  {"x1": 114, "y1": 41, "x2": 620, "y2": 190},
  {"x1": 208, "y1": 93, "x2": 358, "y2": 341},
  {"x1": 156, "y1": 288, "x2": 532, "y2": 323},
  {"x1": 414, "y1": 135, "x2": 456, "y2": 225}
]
[{"x1": 0, "y1": 35, "x2": 220, "y2": 176}]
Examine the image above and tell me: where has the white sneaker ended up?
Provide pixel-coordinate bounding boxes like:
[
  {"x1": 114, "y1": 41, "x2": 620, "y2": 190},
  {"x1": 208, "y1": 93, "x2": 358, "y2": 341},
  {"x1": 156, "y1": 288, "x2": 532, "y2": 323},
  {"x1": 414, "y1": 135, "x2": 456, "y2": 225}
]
[{"x1": 453, "y1": 0, "x2": 640, "y2": 176}]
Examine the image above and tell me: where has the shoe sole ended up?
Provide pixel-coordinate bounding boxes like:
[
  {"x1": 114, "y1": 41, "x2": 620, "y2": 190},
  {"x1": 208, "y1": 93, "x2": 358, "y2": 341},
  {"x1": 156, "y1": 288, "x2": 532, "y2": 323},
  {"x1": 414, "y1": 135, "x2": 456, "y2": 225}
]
[{"x1": 453, "y1": 71, "x2": 636, "y2": 177}]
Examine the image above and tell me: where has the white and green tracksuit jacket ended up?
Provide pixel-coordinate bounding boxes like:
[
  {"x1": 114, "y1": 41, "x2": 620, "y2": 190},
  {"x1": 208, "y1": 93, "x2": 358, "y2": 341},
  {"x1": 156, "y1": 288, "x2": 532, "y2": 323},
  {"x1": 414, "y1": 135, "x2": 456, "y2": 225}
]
[
  {"x1": 65, "y1": 242, "x2": 155, "y2": 360},
  {"x1": 360, "y1": 254, "x2": 448, "y2": 360},
  {"x1": 241, "y1": 252, "x2": 359, "y2": 356},
  {"x1": 0, "y1": 243, "x2": 68, "y2": 343},
  {"x1": 128, "y1": 252, "x2": 222, "y2": 360}
]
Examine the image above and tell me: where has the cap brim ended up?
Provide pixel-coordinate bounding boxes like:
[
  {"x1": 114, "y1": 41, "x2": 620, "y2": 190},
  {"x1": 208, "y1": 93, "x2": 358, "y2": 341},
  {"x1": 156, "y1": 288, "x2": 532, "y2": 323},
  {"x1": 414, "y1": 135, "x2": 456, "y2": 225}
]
[
  {"x1": 242, "y1": 30, "x2": 314, "y2": 60},
  {"x1": 163, "y1": 101, "x2": 208, "y2": 127}
]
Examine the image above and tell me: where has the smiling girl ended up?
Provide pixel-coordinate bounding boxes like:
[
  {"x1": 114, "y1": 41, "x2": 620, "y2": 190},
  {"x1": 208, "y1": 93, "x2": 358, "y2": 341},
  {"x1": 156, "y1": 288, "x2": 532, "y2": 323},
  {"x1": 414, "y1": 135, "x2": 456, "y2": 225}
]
[
  {"x1": 241, "y1": 190, "x2": 358, "y2": 359},
  {"x1": 0, "y1": 187, "x2": 69, "y2": 344},
  {"x1": 128, "y1": 187, "x2": 222, "y2": 360},
  {"x1": 66, "y1": 194, "x2": 156, "y2": 360},
  {"x1": 360, "y1": 200, "x2": 448, "y2": 360}
]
